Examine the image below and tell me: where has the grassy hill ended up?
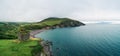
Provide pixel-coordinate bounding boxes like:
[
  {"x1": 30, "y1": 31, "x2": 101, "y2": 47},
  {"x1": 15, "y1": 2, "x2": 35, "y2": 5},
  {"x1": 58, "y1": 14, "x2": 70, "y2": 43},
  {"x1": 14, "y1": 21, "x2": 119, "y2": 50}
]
[
  {"x1": 0, "y1": 22, "x2": 30, "y2": 39},
  {"x1": 0, "y1": 17, "x2": 85, "y2": 56},
  {"x1": 39, "y1": 17, "x2": 85, "y2": 26},
  {"x1": 0, "y1": 17, "x2": 85, "y2": 39},
  {"x1": 22, "y1": 17, "x2": 85, "y2": 30}
]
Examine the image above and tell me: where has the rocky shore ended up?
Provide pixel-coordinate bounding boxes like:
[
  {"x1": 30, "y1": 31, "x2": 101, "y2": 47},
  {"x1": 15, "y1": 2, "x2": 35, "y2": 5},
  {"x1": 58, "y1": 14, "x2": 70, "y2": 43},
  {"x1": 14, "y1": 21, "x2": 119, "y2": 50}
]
[
  {"x1": 28, "y1": 18, "x2": 85, "y2": 56},
  {"x1": 29, "y1": 24, "x2": 85, "y2": 56},
  {"x1": 16, "y1": 17, "x2": 86, "y2": 56},
  {"x1": 30, "y1": 29, "x2": 53, "y2": 56},
  {"x1": 40, "y1": 40, "x2": 53, "y2": 56}
]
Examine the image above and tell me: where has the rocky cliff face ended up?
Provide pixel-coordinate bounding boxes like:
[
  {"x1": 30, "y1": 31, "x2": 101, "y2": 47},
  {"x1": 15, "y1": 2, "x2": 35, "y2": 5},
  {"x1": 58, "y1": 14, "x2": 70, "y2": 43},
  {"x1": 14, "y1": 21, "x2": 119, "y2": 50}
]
[
  {"x1": 40, "y1": 17, "x2": 85, "y2": 29},
  {"x1": 60, "y1": 20, "x2": 85, "y2": 27}
]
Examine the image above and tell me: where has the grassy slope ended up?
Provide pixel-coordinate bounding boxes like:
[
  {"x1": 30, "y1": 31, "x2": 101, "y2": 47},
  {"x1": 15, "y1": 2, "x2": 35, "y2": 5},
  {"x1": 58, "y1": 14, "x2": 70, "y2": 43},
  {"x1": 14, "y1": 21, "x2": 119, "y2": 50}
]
[
  {"x1": 21, "y1": 18, "x2": 64, "y2": 30},
  {"x1": 0, "y1": 22, "x2": 29, "y2": 39},
  {"x1": 0, "y1": 17, "x2": 84, "y2": 56},
  {"x1": 0, "y1": 40, "x2": 38, "y2": 56},
  {"x1": 41, "y1": 20, "x2": 62, "y2": 26},
  {"x1": 0, "y1": 18, "x2": 65, "y2": 56},
  {"x1": 40, "y1": 18, "x2": 63, "y2": 26}
]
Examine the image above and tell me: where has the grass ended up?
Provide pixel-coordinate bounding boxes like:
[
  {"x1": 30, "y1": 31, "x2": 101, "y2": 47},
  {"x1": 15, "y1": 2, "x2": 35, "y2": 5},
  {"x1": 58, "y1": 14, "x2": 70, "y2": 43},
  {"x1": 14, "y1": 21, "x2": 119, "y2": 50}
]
[
  {"x1": 41, "y1": 20, "x2": 63, "y2": 26},
  {"x1": 0, "y1": 39, "x2": 39, "y2": 56}
]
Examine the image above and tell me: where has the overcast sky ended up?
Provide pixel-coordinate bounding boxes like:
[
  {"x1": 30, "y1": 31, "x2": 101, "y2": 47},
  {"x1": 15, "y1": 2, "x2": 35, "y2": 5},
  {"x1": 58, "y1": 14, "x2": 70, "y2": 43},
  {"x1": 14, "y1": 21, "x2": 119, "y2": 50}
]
[{"x1": 0, "y1": 0, "x2": 120, "y2": 22}]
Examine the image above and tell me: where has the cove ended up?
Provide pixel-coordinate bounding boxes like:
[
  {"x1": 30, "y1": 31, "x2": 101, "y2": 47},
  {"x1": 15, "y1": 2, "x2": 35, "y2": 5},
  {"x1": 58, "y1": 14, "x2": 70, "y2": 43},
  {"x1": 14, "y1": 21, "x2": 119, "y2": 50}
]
[{"x1": 35, "y1": 24, "x2": 120, "y2": 56}]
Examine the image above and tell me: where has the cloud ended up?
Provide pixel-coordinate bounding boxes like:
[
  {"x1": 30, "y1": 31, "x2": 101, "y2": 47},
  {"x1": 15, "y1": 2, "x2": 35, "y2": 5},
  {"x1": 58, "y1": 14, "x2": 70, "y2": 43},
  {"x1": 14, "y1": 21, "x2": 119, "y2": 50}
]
[{"x1": 0, "y1": 0, "x2": 120, "y2": 22}]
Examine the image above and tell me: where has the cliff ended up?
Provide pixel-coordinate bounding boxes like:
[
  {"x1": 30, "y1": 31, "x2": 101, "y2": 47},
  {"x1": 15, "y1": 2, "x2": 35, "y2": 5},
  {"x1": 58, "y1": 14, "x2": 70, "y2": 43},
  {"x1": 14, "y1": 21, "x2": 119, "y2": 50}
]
[
  {"x1": 18, "y1": 17, "x2": 85, "y2": 40},
  {"x1": 17, "y1": 17, "x2": 85, "y2": 56},
  {"x1": 20, "y1": 17, "x2": 85, "y2": 30},
  {"x1": 36, "y1": 17, "x2": 85, "y2": 29}
]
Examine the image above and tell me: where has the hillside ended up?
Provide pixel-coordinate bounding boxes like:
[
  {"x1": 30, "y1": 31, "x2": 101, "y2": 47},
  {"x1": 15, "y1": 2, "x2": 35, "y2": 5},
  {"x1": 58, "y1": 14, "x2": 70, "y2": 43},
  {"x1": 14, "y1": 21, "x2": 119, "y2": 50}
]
[
  {"x1": 0, "y1": 22, "x2": 30, "y2": 39},
  {"x1": 40, "y1": 17, "x2": 85, "y2": 26},
  {"x1": 0, "y1": 17, "x2": 85, "y2": 56},
  {"x1": 0, "y1": 17, "x2": 85, "y2": 39},
  {"x1": 22, "y1": 17, "x2": 85, "y2": 30}
]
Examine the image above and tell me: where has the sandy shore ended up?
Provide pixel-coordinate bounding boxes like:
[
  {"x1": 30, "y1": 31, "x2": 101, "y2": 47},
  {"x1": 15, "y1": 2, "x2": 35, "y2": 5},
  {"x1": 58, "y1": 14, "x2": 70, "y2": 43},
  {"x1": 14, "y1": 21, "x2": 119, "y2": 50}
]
[{"x1": 30, "y1": 29, "x2": 47, "y2": 38}]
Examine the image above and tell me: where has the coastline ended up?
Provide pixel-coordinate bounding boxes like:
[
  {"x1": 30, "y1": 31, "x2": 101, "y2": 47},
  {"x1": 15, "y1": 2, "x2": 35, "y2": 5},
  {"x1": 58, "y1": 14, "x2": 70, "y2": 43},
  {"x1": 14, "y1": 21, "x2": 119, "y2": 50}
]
[
  {"x1": 30, "y1": 29, "x2": 53, "y2": 56},
  {"x1": 30, "y1": 29, "x2": 47, "y2": 38},
  {"x1": 29, "y1": 23, "x2": 85, "y2": 56}
]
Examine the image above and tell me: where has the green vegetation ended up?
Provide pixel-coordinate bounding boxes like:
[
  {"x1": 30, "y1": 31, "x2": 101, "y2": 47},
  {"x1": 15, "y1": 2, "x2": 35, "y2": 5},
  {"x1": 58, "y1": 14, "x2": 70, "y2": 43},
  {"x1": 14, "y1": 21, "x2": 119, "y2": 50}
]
[
  {"x1": 0, "y1": 22, "x2": 19, "y2": 39},
  {"x1": 0, "y1": 17, "x2": 85, "y2": 39},
  {"x1": 0, "y1": 40, "x2": 42, "y2": 56},
  {"x1": 0, "y1": 17, "x2": 85, "y2": 56},
  {"x1": 39, "y1": 17, "x2": 85, "y2": 26},
  {"x1": 40, "y1": 17, "x2": 64, "y2": 26},
  {"x1": 22, "y1": 17, "x2": 85, "y2": 30},
  {"x1": 31, "y1": 44, "x2": 43, "y2": 56},
  {"x1": 0, "y1": 22, "x2": 30, "y2": 39}
]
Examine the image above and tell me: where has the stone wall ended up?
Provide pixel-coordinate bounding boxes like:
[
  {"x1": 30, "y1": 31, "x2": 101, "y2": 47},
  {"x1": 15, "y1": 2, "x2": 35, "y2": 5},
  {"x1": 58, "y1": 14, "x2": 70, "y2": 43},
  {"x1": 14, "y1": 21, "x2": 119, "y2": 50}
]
[{"x1": 18, "y1": 32, "x2": 30, "y2": 41}]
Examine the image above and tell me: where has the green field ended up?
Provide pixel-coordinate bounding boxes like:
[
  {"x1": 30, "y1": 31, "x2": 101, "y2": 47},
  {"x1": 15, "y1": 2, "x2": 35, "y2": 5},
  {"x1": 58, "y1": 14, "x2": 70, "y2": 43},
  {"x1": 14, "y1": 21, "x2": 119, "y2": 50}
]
[
  {"x1": 0, "y1": 40, "x2": 39, "y2": 56},
  {"x1": 0, "y1": 17, "x2": 84, "y2": 56}
]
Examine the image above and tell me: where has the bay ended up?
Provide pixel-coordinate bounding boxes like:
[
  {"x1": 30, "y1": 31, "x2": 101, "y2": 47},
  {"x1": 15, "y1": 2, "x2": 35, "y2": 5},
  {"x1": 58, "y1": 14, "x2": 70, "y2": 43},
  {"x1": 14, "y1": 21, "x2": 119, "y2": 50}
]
[{"x1": 35, "y1": 24, "x2": 120, "y2": 56}]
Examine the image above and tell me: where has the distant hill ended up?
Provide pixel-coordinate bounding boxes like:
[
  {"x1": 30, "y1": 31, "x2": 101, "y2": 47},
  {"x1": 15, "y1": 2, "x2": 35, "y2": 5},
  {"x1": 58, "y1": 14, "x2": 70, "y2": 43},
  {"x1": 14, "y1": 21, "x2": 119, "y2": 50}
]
[
  {"x1": 39, "y1": 17, "x2": 85, "y2": 26},
  {"x1": 21, "y1": 17, "x2": 85, "y2": 30},
  {"x1": 0, "y1": 17, "x2": 85, "y2": 39}
]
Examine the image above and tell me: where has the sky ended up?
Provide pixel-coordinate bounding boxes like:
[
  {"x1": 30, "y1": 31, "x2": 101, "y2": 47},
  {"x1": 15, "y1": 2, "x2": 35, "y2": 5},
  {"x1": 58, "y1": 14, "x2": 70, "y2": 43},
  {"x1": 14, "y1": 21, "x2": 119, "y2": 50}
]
[{"x1": 0, "y1": 0, "x2": 120, "y2": 22}]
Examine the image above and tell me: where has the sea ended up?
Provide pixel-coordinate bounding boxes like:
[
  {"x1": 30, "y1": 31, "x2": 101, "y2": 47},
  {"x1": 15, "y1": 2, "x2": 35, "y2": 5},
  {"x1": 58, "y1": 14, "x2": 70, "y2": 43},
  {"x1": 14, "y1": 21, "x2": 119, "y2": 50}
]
[{"x1": 35, "y1": 24, "x2": 120, "y2": 56}]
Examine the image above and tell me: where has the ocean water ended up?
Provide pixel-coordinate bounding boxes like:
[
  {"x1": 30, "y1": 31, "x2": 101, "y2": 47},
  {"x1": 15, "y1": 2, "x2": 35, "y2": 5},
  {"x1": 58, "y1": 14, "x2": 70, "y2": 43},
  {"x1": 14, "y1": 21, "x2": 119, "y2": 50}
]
[{"x1": 35, "y1": 24, "x2": 120, "y2": 56}]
